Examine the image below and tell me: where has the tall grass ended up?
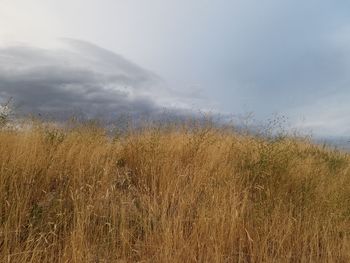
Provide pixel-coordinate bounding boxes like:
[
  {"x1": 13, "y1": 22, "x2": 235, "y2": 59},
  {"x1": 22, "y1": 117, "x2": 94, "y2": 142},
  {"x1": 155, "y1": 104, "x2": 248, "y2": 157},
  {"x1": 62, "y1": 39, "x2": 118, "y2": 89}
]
[{"x1": 0, "y1": 121, "x2": 349, "y2": 262}]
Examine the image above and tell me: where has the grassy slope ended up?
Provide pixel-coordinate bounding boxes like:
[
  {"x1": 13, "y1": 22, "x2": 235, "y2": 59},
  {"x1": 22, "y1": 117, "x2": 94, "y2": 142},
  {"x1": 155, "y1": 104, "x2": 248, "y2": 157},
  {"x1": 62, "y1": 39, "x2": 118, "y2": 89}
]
[{"x1": 0, "y1": 123, "x2": 350, "y2": 262}]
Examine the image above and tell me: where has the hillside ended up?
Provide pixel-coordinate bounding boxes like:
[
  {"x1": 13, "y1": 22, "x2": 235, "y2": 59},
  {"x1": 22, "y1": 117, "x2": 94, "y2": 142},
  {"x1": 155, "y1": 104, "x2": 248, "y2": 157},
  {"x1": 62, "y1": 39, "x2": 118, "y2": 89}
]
[{"x1": 1, "y1": 122, "x2": 349, "y2": 262}]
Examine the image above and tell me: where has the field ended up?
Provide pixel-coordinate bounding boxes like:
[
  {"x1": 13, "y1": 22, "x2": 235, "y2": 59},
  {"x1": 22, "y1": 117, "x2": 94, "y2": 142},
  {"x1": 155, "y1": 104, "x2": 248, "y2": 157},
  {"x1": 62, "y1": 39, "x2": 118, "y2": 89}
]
[{"x1": 0, "y1": 121, "x2": 350, "y2": 262}]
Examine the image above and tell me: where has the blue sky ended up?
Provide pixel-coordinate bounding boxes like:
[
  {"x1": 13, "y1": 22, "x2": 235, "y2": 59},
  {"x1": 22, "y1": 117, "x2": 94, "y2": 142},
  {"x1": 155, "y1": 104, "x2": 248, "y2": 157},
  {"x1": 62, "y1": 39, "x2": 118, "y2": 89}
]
[{"x1": 1, "y1": 0, "x2": 350, "y2": 136}]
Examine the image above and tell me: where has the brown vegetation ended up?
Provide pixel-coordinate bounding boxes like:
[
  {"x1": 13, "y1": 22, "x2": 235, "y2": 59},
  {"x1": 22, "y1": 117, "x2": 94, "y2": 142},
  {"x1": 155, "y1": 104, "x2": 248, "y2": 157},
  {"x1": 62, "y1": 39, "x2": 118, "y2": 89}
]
[{"x1": 0, "y1": 121, "x2": 349, "y2": 262}]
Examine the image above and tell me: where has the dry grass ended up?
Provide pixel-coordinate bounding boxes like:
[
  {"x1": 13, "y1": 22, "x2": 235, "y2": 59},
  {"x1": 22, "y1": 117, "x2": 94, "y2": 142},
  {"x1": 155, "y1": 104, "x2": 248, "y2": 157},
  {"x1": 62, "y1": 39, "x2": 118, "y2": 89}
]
[{"x1": 0, "y1": 121, "x2": 350, "y2": 262}]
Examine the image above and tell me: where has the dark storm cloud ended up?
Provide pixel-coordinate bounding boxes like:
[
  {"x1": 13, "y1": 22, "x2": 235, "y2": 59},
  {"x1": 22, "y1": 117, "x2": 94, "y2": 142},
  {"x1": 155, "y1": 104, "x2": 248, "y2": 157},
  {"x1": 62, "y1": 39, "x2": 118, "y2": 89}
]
[{"x1": 0, "y1": 39, "x2": 177, "y2": 120}]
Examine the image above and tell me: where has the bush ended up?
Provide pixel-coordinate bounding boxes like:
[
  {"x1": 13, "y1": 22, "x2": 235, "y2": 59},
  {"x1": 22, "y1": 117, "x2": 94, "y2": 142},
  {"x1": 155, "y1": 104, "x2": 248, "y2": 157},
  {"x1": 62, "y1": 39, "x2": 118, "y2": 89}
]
[{"x1": 0, "y1": 99, "x2": 12, "y2": 127}]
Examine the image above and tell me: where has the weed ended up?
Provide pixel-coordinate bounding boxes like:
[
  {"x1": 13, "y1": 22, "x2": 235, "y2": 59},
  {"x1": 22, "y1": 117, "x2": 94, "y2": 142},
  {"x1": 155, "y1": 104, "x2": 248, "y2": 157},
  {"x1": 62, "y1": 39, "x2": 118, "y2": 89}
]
[{"x1": 0, "y1": 121, "x2": 349, "y2": 262}]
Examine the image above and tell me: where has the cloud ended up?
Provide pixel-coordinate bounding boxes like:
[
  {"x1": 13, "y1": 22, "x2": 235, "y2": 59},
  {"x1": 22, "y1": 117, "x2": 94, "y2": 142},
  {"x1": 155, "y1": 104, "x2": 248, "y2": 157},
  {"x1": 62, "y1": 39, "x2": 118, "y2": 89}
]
[
  {"x1": 3, "y1": 1, "x2": 350, "y2": 136},
  {"x1": 216, "y1": 1, "x2": 350, "y2": 112},
  {"x1": 0, "y1": 39, "x2": 190, "y2": 120},
  {"x1": 290, "y1": 91, "x2": 350, "y2": 137}
]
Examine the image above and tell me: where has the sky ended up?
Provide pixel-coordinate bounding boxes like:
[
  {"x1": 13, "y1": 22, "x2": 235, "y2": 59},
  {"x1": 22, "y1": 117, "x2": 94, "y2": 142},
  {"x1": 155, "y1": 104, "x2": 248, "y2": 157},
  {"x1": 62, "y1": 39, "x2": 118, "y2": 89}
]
[{"x1": 1, "y1": 0, "x2": 350, "y2": 136}]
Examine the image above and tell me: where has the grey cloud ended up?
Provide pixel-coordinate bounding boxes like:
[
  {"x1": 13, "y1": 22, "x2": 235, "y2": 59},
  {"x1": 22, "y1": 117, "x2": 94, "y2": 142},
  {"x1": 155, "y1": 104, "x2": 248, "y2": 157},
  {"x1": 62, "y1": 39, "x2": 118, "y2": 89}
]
[
  {"x1": 189, "y1": 0, "x2": 350, "y2": 121},
  {"x1": 0, "y1": 39, "x2": 184, "y2": 120}
]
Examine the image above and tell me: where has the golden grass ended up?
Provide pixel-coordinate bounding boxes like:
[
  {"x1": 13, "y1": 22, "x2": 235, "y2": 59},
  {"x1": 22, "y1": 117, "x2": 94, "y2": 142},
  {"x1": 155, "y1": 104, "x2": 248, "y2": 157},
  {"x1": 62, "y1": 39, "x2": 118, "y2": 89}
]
[{"x1": 0, "y1": 122, "x2": 349, "y2": 262}]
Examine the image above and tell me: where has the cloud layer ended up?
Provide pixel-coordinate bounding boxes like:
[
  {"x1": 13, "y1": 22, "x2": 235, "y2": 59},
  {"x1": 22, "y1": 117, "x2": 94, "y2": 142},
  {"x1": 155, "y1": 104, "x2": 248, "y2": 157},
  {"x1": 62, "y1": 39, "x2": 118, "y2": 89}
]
[{"x1": 0, "y1": 39, "x2": 184, "y2": 120}]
